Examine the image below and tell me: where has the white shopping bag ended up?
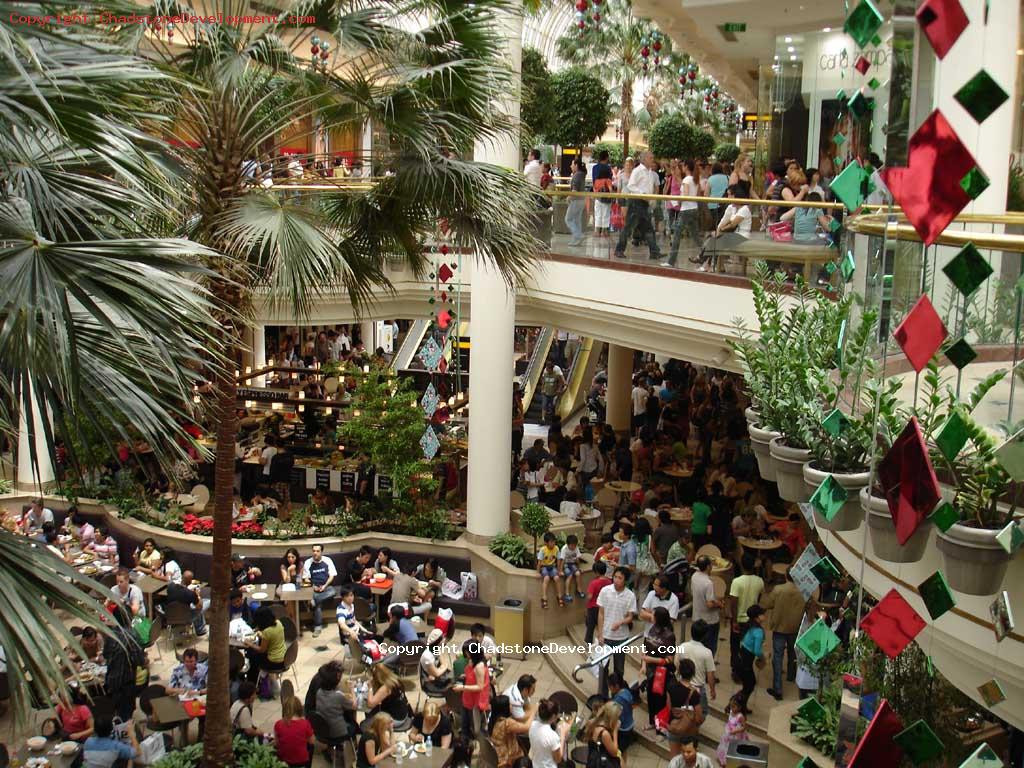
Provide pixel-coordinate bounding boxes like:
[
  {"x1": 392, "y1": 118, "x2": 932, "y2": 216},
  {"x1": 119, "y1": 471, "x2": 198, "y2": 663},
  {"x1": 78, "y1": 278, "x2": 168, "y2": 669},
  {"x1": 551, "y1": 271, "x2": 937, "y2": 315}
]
[
  {"x1": 137, "y1": 733, "x2": 167, "y2": 765},
  {"x1": 441, "y1": 577, "x2": 464, "y2": 600},
  {"x1": 460, "y1": 571, "x2": 478, "y2": 600},
  {"x1": 587, "y1": 644, "x2": 612, "y2": 679}
]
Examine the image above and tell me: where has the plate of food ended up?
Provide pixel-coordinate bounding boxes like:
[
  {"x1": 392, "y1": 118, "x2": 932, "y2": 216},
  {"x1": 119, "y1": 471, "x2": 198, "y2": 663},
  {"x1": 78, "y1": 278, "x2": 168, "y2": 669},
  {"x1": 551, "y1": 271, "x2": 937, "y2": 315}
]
[
  {"x1": 99, "y1": 564, "x2": 115, "y2": 572},
  {"x1": 81, "y1": 566, "x2": 99, "y2": 576},
  {"x1": 26, "y1": 757, "x2": 50, "y2": 768},
  {"x1": 414, "y1": 744, "x2": 427, "y2": 754},
  {"x1": 251, "y1": 592, "x2": 268, "y2": 600}
]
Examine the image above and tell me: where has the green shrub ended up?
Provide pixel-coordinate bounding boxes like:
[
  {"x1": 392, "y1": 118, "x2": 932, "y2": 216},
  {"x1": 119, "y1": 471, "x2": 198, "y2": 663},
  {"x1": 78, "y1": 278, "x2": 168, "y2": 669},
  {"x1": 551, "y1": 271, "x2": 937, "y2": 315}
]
[
  {"x1": 593, "y1": 141, "x2": 624, "y2": 166},
  {"x1": 548, "y1": 68, "x2": 611, "y2": 149},
  {"x1": 714, "y1": 142, "x2": 741, "y2": 164},
  {"x1": 646, "y1": 112, "x2": 715, "y2": 161},
  {"x1": 519, "y1": 501, "x2": 551, "y2": 554},
  {"x1": 154, "y1": 736, "x2": 286, "y2": 768},
  {"x1": 489, "y1": 531, "x2": 532, "y2": 569}
]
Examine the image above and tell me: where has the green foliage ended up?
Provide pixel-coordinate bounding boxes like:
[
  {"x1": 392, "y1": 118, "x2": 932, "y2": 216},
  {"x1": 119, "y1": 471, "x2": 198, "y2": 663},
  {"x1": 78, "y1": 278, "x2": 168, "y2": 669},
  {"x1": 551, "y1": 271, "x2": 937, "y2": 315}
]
[
  {"x1": 488, "y1": 531, "x2": 533, "y2": 569},
  {"x1": 521, "y1": 47, "x2": 557, "y2": 149},
  {"x1": 519, "y1": 501, "x2": 552, "y2": 553},
  {"x1": 645, "y1": 113, "x2": 714, "y2": 161},
  {"x1": 0, "y1": 478, "x2": 11, "y2": 494},
  {"x1": 548, "y1": 68, "x2": 612, "y2": 148},
  {"x1": 714, "y1": 143, "x2": 741, "y2": 164},
  {"x1": 790, "y1": 681, "x2": 842, "y2": 756},
  {"x1": 406, "y1": 507, "x2": 454, "y2": 541},
  {"x1": 154, "y1": 736, "x2": 286, "y2": 768},
  {"x1": 593, "y1": 141, "x2": 625, "y2": 166},
  {"x1": 965, "y1": 277, "x2": 1019, "y2": 344}
]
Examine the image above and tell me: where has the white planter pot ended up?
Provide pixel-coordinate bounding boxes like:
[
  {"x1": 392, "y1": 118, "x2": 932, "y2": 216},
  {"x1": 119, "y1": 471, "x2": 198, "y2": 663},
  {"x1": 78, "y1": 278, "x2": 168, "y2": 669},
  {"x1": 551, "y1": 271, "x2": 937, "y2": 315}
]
[
  {"x1": 769, "y1": 437, "x2": 813, "y2": 502},
  {"x1": 744, "y1": 407, "x2": 760, "y2": 427},
  {"x1": 748, "y1": 423, "x2": 780, "y2": 483},
  {"x1": 936, "y1": 523, "x2": 1014, "y2": 596},
  {"x1": 861, "y1": 488, "x2": 930, "y2": 563},
  {"x1": 802, "y1": 463, "x2": 869, "y2": 532}
]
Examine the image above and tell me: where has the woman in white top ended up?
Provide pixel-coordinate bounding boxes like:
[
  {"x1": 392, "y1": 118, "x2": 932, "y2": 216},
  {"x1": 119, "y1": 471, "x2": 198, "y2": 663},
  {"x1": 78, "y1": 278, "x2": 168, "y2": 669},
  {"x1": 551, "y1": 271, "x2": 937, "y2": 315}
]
[
  {"x1": 529, "y1": 699, "x2": 572, "y2": 768},
  {"x1": 693, "y1": 182, "x2": 752, "y2": 271}
]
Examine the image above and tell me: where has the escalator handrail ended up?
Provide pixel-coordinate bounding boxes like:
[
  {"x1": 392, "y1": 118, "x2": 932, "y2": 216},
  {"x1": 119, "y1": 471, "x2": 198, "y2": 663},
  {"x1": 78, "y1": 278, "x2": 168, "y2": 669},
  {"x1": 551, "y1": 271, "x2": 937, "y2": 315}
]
[
  {"x1": 520, "y1": 326, "x2": 554, "y2": 413},
  {"x1": 571, "y1": 633, "x2": 643, "y2": 683}
]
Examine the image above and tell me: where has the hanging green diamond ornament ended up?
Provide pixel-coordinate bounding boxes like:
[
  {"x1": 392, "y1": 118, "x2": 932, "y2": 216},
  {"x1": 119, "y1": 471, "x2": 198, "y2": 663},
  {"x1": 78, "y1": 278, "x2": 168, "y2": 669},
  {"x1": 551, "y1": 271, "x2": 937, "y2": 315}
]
[
  {"x1": 958, "y1": 743, "x2": 1003, "y2": 768},
  {"x1": 824, "y1": 261, "x2": 838, "y2": 276},
  {"x1": 870, "y1": 33, "x2": 882, "y2": 46},
  {"x1": 960, "y1": 166, "x2": 991, "y2": 199},
  {"x1": 995, "y1": 429, "x2": 1024, "y2": 481},
  {"x1": 831, "y1": 160, "x2": 868, "y2": 210},
  {"x1": 929, "y1": 501, "x2": 960, "y2": 532},
  {"x1": 917, "y1": 570, "x2": 956, "y2": 620},
  {"x1": 840, "y1": 250, "x2": 856, "y2": 282},
  {"x1": 795, "y1": 618, "x2": 841, "y2": 663},
  {"x1": 810, "y1": 475, "x2": 849, "y2": 522},
  {"x1": 943, "y1": 242, "x2": 993, "y2": 296},
  {"x1": 945, "y1": 338, "x2": 977, "y2": 369},
  {"x1": 994, "y1": 520, "x2": 1024, "y2": 555},
  {"x1": 844, "y1": 0, "x2": 884, "y2": 48},
  {"x1": 822, "y1": 408, "x2": 850, "y2": 437},
  {"x1": 795, "y1": 697, "x2": 827, "y2": 726},
  {"x1": 796, "y1": 759, "x2": 820, "y2": 768},
  {"x1": 834, "y1": 131, "x2": 847, "y2": 146},
  {"x1": 868, "y1": 76, "x2": 881, "y2": 90},
  {"x1": 935, "y1": 409, "x2": 970, "y2": 462},
  {"x1": 893, "y1": 720, "x2": 944, "y2": 765},
  {"x1": 810, "y1": 555, "x2": 841, "y2": 583},
  {"x1": 954, "y1": 70, "x2": 1009, "y2": 123},
  {"x1": 847, "y1": 90, "x2": 871, "y2": 120},
  {"x1": 978, "y1": 679, "x2": 1006, "y2": 707}
]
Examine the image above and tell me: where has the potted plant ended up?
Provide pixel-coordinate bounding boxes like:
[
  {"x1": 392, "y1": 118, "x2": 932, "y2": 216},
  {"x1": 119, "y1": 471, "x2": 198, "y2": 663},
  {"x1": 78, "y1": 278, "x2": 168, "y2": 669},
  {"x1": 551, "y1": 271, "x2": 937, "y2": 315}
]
[{"x1": 802, "y1": 307, "x2": 904, "y2": 532}]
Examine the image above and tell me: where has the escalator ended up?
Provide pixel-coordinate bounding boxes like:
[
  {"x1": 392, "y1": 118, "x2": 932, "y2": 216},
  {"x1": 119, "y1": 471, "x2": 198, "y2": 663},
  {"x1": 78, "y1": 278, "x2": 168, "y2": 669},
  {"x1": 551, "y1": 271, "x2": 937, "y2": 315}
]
[
  {"x1": 521, "y1": 327, "x2": 554, "y2": 421},
  {"x1": 556, "y1": 337, "x2": 604, "y2": 421},
  {"x1": 392, "y1": 319, "x2": 429, "y2": 370}
]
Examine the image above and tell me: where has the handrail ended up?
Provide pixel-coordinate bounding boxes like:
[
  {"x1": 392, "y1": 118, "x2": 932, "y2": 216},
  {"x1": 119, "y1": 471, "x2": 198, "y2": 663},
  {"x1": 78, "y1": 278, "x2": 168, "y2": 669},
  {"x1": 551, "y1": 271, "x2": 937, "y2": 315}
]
[
  {"x1": 544, "y1": 188, "x2": 848, "y2": 210},
  {"x1": 571, "y1": 632, "x2": 643, "y2": 683},
  {"x1": 845, "y1": 212, "x2": 1024, "y2": 253},
  {"x1": 521, "y1": 326, "x2": 554, "y2": 415}
]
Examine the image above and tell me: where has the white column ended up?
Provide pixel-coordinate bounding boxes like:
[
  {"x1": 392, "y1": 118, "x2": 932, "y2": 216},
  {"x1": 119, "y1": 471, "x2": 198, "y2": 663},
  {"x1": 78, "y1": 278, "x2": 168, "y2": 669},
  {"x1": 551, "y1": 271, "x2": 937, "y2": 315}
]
[
  {"x1": 606, "y1": 344, "x2": 633, "y2": 435},
  {"x1": 253, "y1": 324, "x2": 266, "y2": 386},
  {"x1": 466, "y1": 7, "x2": 522, "y2": 540},
  {"x1": 17, "y1": 390, "x2": 54, "y2": 492},
  {"x1": 360, "y1": 322, "x2": 376, "y2": 352}
]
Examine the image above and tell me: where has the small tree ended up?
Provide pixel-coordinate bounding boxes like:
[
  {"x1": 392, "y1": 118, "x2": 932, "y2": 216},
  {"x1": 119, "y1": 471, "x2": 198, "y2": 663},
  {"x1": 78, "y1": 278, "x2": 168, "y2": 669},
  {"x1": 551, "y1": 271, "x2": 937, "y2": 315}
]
[
  {"x1": 548, "y1": 68, "x2": 612, "y2": 149},
  {"x1": 646, "y1": 112, "x2": 715, "y2": 161},
  {"x1": 521, "y1": 47, "x2": 557, "y2": 152},
  {"x1": 593, "y1": 141, "x2": 625, "y2": 165},
  {"x1": 519, "y1": 501, "x2": 552, "y2": 556},
  {"x1": 714, "y1": 142, "x2": 741, "y2": 165}
]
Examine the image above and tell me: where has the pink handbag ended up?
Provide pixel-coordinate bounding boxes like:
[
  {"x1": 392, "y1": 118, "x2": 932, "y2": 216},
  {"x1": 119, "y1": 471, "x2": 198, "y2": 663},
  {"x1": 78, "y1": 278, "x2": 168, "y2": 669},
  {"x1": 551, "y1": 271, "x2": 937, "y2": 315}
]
[{"x1": 767, "y1": 220, "x2": 793, "y2": 242}]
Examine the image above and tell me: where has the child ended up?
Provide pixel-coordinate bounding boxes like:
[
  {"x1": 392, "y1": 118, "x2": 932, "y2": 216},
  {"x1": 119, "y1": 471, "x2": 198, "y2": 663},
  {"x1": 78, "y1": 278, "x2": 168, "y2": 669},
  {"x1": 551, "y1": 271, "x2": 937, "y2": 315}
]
[
  {"x1": 560, "y1": 534, "x2": 585, "y2": 602},
  {"x1": 584, "y1": 561, "x2": 612, "y2": 644},
  {"x1": 537, "y1": 532, "x2": 563, "y2": 608},
  {"x1": 594, "y1": 532, "x2": 620, "y2": 566},
  {"x1": 715, "y1": 696, "x2": 749, "y2": 766}
]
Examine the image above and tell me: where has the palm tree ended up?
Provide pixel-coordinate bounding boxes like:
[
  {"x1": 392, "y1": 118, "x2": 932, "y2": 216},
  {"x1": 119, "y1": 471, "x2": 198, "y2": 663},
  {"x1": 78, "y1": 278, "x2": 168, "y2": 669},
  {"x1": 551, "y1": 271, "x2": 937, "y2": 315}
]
[
  {"x1": 556, "y1": 0, "x2": 689, "y2": 158},
  {"x1": 3, "y1": 1, "x2": 540, "y2": 760}
]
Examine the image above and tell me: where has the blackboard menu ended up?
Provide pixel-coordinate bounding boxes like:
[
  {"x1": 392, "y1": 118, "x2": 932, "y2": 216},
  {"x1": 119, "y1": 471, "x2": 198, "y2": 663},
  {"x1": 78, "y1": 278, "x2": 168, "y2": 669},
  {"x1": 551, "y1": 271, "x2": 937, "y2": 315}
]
[
  {"x1": 340, "y1": 472, "x2": 357, "y2": 493},
  {"x1": 315, "y1": 469, "x2": 332, "y2": 489},
  {"x1": 377, "y1": 475, "x2": 393, "y2": 496}
]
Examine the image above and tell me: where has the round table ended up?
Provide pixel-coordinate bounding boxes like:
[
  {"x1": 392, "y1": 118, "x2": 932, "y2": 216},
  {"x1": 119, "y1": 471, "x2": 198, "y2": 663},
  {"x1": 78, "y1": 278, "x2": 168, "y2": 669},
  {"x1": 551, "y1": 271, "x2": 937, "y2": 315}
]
[
  {"x1": 605, "y1": 481, "x2": 641, "y2": 494},
  {"x1": 662, "y1": 467, "x2": 693, "y2": 479},
  {"x1": 738, "y1": 537, "x2": 785, "y2": 552}
]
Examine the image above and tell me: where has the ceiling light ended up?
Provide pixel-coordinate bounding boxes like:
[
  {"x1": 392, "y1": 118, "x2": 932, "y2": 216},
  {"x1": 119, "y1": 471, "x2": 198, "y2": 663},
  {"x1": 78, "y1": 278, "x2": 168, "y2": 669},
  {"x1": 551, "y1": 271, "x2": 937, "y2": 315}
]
[
  {"x1": 784, "y1": 36, "x2": 792, "y2": 43},
  {"x1": 787, "y1": 46, "x2": 795, "y2": 52},
  {"x1": 823, "y1": 27, "x2": 832, "y2": 32},
  {"x1": 774, "y1": 54, "x2": 779, "y2": 60},
  {"x1": 790, "y1": 55, "x2": 797, "y2": 60},
  {"x1": 1018, "y1": 49, "x2": 1024, "y2": 56}
]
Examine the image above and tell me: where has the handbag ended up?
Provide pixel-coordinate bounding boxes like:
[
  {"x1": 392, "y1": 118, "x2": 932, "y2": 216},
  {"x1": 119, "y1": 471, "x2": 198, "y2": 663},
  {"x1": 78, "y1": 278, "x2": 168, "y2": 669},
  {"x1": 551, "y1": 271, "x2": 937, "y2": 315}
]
[
  {"x1": 132, "y1": 616, "x2": 153, "y2": 645},
  {"x1": 767, "y1": 220, "x2": 793, "y2": 242},
  {"x1": 460, "y1": 571, "x2": 478, "y2": 600},
  {"x1": 651, "y1": 664, "x2": 667, "y2": 695},
  {"x1": 667, "y1": 686, "x2": 703, "y2": 739},
  {"x1": 610, "y1": 202, "x2": 625, "y2": 230},
  {"x1": 636, "y1": 541, "x2": 658, "y2": 576},
  {"x1": 136, "y1": 733, "x2": 167, "y2": 765}
]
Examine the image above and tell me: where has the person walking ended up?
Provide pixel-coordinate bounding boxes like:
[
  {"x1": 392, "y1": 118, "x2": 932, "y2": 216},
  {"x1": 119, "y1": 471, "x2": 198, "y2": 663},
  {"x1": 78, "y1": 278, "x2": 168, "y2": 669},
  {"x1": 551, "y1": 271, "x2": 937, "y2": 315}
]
[
  {"x1": 595, "y1": 566, "x2": 638, "y2": 696},
  {"x1": 614, "y1": 151, "x2": 661, "y2": 260},
  {"x1": 736, "y1": 605, "x2": 766, "y2": 714},
  {"x1": 763, "y1": 569, "x2": 806, "y2": 701},
  {"x1": 689, "y1": 556, "x2": 723, "y2": 657},
  {"x1": 666, "y1": 160, "x2": 699, "y2": 266},
  {"x1": 728, "y1": 554, "x2": 764, "y2": 680},
  {"x1": 566, "y1": 157, "x2": 588, "y2": 246},
  {"x1": 592, "y1": 150, "x2": 615, "y2": 237}
]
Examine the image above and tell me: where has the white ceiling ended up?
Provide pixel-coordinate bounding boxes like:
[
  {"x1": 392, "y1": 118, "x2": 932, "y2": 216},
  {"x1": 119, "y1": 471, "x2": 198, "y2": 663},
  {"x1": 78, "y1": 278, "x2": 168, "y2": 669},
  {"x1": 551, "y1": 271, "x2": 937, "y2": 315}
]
[{"x1": 630, "y1": 0, "x2": 847, "y2": 108}]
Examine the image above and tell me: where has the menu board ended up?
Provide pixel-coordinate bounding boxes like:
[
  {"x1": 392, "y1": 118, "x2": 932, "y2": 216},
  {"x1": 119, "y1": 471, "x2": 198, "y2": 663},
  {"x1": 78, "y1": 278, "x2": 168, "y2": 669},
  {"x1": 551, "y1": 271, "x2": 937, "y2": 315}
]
[
  {"x1": 340, "y1": 472, "x2": 357, "y2": 494},
  {"x1": 377, "y1": 475, "x2": 393, "y2": 496}
]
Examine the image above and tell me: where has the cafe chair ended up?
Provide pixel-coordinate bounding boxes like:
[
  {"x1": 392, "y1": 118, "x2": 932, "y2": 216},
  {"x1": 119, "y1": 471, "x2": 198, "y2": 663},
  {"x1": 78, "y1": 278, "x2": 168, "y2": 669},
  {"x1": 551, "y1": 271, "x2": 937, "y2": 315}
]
[
  {"x1": 509, "y1": 491, "x2": 526, "y2": 510},
  {"x1": 353, "y1": 596, "x2": 376, "y2": 630},
  {"x1": 276, "y1": 640, "x2": 300, "y2": 688},
  {"x1": 695, "y1": 544, "x2": 722, "y2": 561},
  {"x1": 345, "y1": 635, "x2": 372, "y2": 676},
  {"x1": 280, "y1": 615, "x2": 298, "y2": 644},
  {"x1": 163, "y1": 601, "x2": 196, "y2": 651},
  {"x1": 144, "y1": 614, "x2": 165, "y2": 662},
  {"x1": 476, "y1": 735, "x2": 499, "y2": 768},
  {"x1": 444, "y1": 687, "x2": 464, "y2": 723},
  {"x1": 309, "y1": 710, "x2": 350, "y2": 768},
  {"x1": 323, "y1": 377, "x2": 340, "y2": 395},
  {"x1": 187, "y1": 485, "x2": 210, "y2": 514}
]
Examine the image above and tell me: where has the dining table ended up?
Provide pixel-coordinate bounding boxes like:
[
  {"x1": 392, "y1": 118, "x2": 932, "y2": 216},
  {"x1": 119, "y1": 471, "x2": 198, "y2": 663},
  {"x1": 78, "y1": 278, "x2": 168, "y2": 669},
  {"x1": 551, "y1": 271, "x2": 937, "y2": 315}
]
[
  {"x1": 361, "y1": 577, "x2": 395, "y2": 618},
  {"x1": 151, "y1": 694, "x2": 205, "y2": 744},
  {"x1": 135, "y1": 574, "x2": 169, "y2": 618},
  {"x1": 379, "y1": 745, "x2": 452, "y2": 768},
  {"x1": 13, "y1": 741, "x2": 79, "y2": 768},
  {"x1": 276, "y1": 583, "x2": 314, "y2": 635}
]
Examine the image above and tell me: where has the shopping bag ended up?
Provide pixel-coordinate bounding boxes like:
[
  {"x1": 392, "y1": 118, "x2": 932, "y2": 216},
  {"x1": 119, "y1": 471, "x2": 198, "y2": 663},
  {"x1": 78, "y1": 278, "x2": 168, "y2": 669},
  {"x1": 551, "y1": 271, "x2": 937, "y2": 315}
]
[
  {"x1": 767, "y1": 220, "x2": 793, "y2": 242},
  {"x1": 111, "y1": 716, "x2": 133, "y2": 744},
  {"x1": 460, "y1": 571, "x2": 478, "y2": 600},
  {"x1": 441, "y1": 577, "x2": 464, "y2": 600},
  {"x1": 586, "y1": 644, "x2": 611, "y2": 679},
  {"x1": 434, "y1": 607, "x2": 454, "y2": 635},
  {"x1": 136, "y1": 733, "x2": 166, "y2": 765},
  {"x1": 610, "y1": 203, "x2": 624, "y2": 230},
  {"x1": 653, "y1": 702, "x2": 671, "y2": 734},
  {"x1": 132, "y1": 616, "x2": 153, "y2": 645},
  {"x1": 651, "y1": 665, "x2": 667, "y2": 695}
]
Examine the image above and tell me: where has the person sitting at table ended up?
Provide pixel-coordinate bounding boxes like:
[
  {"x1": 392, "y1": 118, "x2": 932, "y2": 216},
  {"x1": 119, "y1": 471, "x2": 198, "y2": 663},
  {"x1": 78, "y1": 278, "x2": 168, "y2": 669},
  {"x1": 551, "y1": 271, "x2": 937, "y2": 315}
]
[
  {"x1": 731, "y1": 510, "x2": 752, "y2": 539},
  {"x1": 488, "y1": 695, "x2": 531, "y2": 768},
  {"x1": 274, "y1": 695, "x2": 315, "y2": 768},
  {"x1": 56, "y1": 687, "x2": 94, "y2": 742},
  {"x1": 110, "y1": 569, "x2": 145, "y2": 617},
  {"x1": 770, "y1": 512, "x2": 807, "y2": 558},
  {"x1": 83, "y1": 716, "x2": 138, "y2": 768},
  {"x1": 666, "y1": 528, "x2": 692, "y2": 566},
  {"x1": 44, "y1": 528, "x2": 71, "y2": 563},
  {"x1": 166, "y1": 647, "x2": 208, "y2": 697},
  {"x1": 79, "y1": 627, "x2": 104, "y2": 663},
  {"x1": 443, "y1": 738, "x2": 474, "y2": 768},
  {"x1": 279, "y1": 547, "x2": 301, "y2": 585},
  {"x1": 383, "y1": 605, "x2": 418, "y2": 644},
  {"x1": 132, "y1": 538, "x2": 162, "y2": 576},
  {"x1": 409, "y1": 699, "x2": 453, "y2": 748},
  {"x1": 357, "y1": 713, "x2": 397, "y2": 768},
  {"x1": 314, "y1": 663, "x2": 356, "y2": 740},
  {"x1": 346, "y1": 545, "x2": 376, "y2": 599},
  {"x1": 231, "y1": 681, "x2": 263, "y2": 741},
  {"x1": 414, "y1": 558, "x2": 447, "y2": 602},
  {"x1": 366, "y1": 663, "x2": 411, "y2": 728},
  {"x1": 163, "y1": 570, "x2": 208, "y2": 636},
  {"x1": 231, "y1": 553, "x2": 262, "y2": 588},
  {"x1": 390, "y1": 572, "x2": 432, "y2": 617},
  {"x1": 155, "y1": 547, "x2": 182, "y2": 584},
  {"x1": 419, "y1": 628, "x2": 452, "y2": 694},
  {"x1": 244, "y1": 606, "x2": 287, "y2": 683},
  {"x1": 229, "y1": 588, "x2": 254, "y2": 625},
  {"x1": 302, "y1": 544, "x2": 338, "y2": 638},
  {"x1": 336, "y1": 588, "x2": 371, "y2": 644},
  {"x1": 374, "y1": 547, "x2": 400, "y2": 578},
  {"x1": 69, "y1": 509, "x2": 95, "y2": 548},
  {"x1": 21, "y1": 498, "x2": 54, "y2": 535},
  {"x1": 84, "y1": 526, "x2": 119, "y2": 567}
]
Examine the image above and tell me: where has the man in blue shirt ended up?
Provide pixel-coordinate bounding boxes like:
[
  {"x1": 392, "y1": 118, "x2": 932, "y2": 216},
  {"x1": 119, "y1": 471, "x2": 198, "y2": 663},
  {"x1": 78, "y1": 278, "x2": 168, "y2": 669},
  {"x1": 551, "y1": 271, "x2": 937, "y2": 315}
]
[
  {"x1": 706, "y1": 162, "x2": 730, "y2": 227},
  {"x1": 83, "y1": 717, "x2": 138, "y2": 768},
  {"x1": 385, "y1": 604, "x2": 419, "y2": 643},
  {"x1": 606, "y1": 672, "x2": 634, "y2": 750},
  {"x1": 302, "y1": 544, "x2": 338, "y2": 638}
]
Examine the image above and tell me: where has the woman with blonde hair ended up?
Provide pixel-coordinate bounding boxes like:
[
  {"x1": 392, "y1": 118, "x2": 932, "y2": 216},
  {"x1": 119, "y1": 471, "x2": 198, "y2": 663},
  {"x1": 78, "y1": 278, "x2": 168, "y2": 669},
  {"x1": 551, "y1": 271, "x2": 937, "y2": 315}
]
[
  {"x1": 409, "y1": 700, "x2": 454, "y2": 748},
  {"x1": 357, "y1": 713, "x2": 397, "y2": 768},
  {"x1": 584, "y1": 701, "x2": 625, "y2": 768},
  {"x1": 728, "y1": 154, "x2": 757, "y2": 197},
  {"x1": 366, "y1": 662, "x2": 411, "y2": 727}
]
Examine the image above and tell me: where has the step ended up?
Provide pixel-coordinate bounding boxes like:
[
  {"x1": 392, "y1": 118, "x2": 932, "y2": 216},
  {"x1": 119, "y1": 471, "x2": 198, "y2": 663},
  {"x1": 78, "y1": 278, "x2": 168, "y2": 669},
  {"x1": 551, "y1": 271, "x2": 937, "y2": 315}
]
[
  {"x1": 539, "y1": 635, "x2": 726, "y2": 758},
  {"x1": 563, "y1": 624, "x2": 770, "y2": 741}
]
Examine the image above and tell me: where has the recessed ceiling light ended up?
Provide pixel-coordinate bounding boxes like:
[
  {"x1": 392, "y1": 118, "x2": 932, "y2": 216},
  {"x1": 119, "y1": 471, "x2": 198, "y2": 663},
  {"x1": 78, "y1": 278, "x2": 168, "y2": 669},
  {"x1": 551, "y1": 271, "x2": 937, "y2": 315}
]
[
  {"x1": 823, "y1": 27, "x2": 832, "y2": 32},
  {"x1": 784, "y1": 36, "x2": 792, "y2": 43},
  {"x1": 1018, "y1": 48, "x2": 1024, "y2": 55},
  {"x1": 787, "y1": 46, "x2": 795, "y2": 52},
  {"x1": 790, "y1": 55, "x2": 797, "y2": 60},
  {"x1": 774, "y1": 55, "x2": 779, "y2": 60}
]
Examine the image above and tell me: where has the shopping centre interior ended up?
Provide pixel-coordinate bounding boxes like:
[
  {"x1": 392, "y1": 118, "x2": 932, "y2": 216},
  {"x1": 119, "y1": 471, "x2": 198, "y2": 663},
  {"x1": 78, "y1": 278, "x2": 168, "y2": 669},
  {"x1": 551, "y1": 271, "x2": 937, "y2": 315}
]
[{"x1": 1, "y1": 0, "x2": 1024, "y2": 766}]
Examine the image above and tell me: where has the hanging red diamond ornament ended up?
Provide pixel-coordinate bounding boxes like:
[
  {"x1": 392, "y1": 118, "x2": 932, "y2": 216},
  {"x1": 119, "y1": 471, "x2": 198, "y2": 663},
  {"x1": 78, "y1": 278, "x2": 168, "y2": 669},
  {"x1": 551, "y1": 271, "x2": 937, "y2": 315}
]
[
  {"x1": 437, "y1": 309, "x2": 453, "y2": 330},
  {"x1": 854, "y1": 55, "x2": 870, "y2": 75},
  {"x1": 437, "y1": 263, "x2": 454, "y2": 283},
  {"x1": 861, "y1": 590, "x2": 927, "y2": 658},
  {"x1": 653, "y1": 40, "x2": 662, "y2": 52},
  {"x1": 893, "y1": 294, "x2": 948, "y2": 372},
  {"x1": 592, "y1": 13, "x2": 601, "y2": 22},
  {"x1": 312, "y1": 45, "x2": 319, "y2": 54},
  {"x1": 641, "y1": 45, "x2": 650, "y2": 58},
  {"x1": 575, "y1": 0, "x2": 588, "y2": 11},
  {"x1": 440, "y1": 291, "x2": 448, "y2": 303},
  {"x1": 877, "y1": 417, "x2": 942, "y2": 545},
  {"x1": 917, "y1": 0, "x2": 970, "y2": 59},
  {"x1": 439, "y1": 244, "x2": 450, "y2": 255}
]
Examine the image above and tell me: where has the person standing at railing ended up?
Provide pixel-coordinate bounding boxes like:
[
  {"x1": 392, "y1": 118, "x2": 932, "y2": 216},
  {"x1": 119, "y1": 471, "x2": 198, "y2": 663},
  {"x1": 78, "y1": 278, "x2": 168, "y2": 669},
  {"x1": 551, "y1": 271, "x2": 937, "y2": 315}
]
[
  {"x1": 614, "y1": 152, "x2": 661, "y2": 261},
  {"x1": 566, "y1": 158, "x2": 588, "y2": 247},
  {"x1": 665, "y1": 160, "x2": 700, "y2": 267},
  {"x1": 706, "y1": 163, "x2": 729, "y2": 232},
  {"x1": 592, "y1": 150, "x2": 615, "y2": 237}
]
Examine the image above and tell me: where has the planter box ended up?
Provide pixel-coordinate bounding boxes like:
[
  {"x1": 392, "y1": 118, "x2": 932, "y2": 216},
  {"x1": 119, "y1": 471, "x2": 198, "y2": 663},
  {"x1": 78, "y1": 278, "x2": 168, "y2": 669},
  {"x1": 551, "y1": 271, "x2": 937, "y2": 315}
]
[
  {"x1": 861, "y1": 488, "x2": 930, "y2": 563},
  {"x1": 748, "y1": 423, "x2": 781, "y2": 484},
  {"x1": 936, "y1": 523, "x2": 1015, "y2": 596},
  {"x1": 802, "y1": 463, "x2": 869, "y2": 532},
  {"x1": 769, "y1": 437, "x2": 812, "y2": 502}
]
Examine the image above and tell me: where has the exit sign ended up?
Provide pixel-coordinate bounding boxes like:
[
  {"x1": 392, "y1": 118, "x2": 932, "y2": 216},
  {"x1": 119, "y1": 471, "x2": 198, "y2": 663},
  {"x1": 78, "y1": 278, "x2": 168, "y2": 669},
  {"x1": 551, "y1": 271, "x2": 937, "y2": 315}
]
[{"x1": 723, "y1": 22, "x2": 746, "y2": 32}]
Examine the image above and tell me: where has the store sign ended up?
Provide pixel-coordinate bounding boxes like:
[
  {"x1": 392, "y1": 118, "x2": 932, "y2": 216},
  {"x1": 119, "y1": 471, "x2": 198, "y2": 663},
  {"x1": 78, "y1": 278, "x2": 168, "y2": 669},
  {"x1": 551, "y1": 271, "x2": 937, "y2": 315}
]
[
  {"x1": 818, "y1": 46, "x2": 888, "y2": 72},
  {"x1": 315, "y1": 469, "x2": 332, "y2": 489}
]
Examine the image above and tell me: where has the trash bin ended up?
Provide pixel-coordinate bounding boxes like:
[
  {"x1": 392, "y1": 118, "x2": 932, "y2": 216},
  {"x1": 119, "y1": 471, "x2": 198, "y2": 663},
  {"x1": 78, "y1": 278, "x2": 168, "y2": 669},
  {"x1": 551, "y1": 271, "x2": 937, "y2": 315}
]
[
  {"x1": 494, "y1": 598, "x2": 528, "y2": 660},
  {"x1": 725, "y1": 740, "x2": 768, "y2": 767}
]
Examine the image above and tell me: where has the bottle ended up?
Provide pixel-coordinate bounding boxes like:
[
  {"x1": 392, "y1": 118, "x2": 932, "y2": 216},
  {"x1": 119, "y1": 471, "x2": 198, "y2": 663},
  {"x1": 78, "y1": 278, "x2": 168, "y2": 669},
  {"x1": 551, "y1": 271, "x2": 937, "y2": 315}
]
[
  {"x1": 425, "y1": 736, "x2": 432, "y2": 757},
  {"x1": 396, "y1": 747, "x2": 404, "y2": 765}
]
